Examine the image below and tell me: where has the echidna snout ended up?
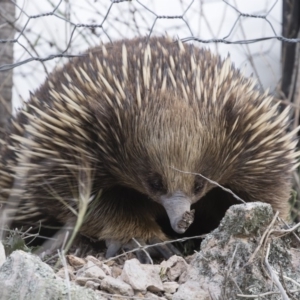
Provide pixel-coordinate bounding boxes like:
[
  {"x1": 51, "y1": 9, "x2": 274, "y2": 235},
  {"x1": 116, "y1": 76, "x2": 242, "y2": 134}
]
[{"x1": 160, "y1": 192, "x2": 195, "y2": 234}]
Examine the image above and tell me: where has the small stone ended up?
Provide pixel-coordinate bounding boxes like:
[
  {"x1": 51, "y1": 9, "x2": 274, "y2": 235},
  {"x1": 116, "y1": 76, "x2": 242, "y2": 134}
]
[
  {"x1": 100, "y1": 263, "x2": 112, "y2": 276},
  {"x1": 77, "y1": 260, "x2": 106, "y2": 279},
  {"x1": 111, "y1": 266, "x2": 122, "y2": 278},
  {"x1": 174, "y1": 283, "x2": 211, "y2": 300},
  {"x1": 105, "y1": 260, "x2": 115, "y2": 267},
  {"x1": 163, "y1": 281, "x2": 179, "y2": 294},
  {"x1": 100, "y1": 276, "x2": 134, "y2": 297},
  {"x1": 85, "y1": 280, "x2": 100, "y2": 290},
  {"x1": 164, "y1": 293, "x2": 172, "y2": 300},
  {"x1": 86, "y1": 256, "x2": 111, "y2": 276},
  {"x1": 75, "y1": 277, "x2": 88, "y2": 286},
  {"x1": 86, "y1": 255, "x2": 101, "y2": 266},
  {"x1": 135, "y1": 292, "x2": 144, "y2": 298},
  {"x1": 178, "y1": 270, "x2": 188, "y2": 284},
  {"x1": 67, "y1": 255, "x2": 85, "y2": 268},
  {"x1": 56, "y1": 265, "x2": 75, "y2": 280},
  {"x1": 112, "y1": 296, "x2": 124, "y2": 300},
  {"x1": 121, "y1": 258, "x2": 148, "y2": 291},
  {"x1": 0, "y1": 242, "x2": 6, "y2": 268},
  {"x1": 75, "y1": 276, "x2": 101, "y2": 286},
  {"x1": 160, "y1": 256, "x2": 188, "y2": 281},
  {"x1": 121, "y1": 258, "x2": 163, "y2": 292},
  {"x1": 141, "y1": 264, "x2": 164, "y2": 293},
  {"x1": 144, "y1": 292, "x2": 161, "y2": 300}
]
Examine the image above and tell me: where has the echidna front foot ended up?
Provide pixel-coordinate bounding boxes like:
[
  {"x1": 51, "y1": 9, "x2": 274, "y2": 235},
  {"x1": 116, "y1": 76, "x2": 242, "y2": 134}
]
[
  {"x1": 105, "y1": 238, "x2": 181, "y2": 263},
  {"x1": 105, "y1": 239, "x2": 123, "y2": 259},
  {"x1": 148, "y1": 237, "x2": 182, "y2": 259}
]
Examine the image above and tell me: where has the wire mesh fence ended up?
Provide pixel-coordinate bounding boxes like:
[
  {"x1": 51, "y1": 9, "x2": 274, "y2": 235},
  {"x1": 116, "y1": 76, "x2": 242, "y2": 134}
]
[{"x1": 0, "y1": 0, "x2": 299, "y2": 109}]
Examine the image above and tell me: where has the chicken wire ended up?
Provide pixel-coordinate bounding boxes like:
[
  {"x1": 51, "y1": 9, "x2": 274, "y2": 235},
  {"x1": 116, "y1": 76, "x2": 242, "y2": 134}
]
[{"x1": 0, "y1": 0, "x2": 298, "y2": 108}]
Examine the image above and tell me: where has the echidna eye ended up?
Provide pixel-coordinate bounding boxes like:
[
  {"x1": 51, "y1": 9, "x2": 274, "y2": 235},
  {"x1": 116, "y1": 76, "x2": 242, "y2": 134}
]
[
  {"x1": 147, "y1": 174, "x2": 165, "y2": 193},
  {"x1": 149, "y1": 179, "x2": 163, "y2": 192},
  {"x1": 194, "y1": 178, "x2": 204, "y2": 194}
]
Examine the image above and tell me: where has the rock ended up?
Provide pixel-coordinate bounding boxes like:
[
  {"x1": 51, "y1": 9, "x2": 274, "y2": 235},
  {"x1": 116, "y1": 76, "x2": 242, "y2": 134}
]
[
  {"x1": 99, "y1": 263, "x2": 111, "y2": 276},
  {"x1": 85, "y1": 280, "x2": 100, "y2": 290},
  {"x1": 177, "y1": 269, "x2": 188, "y2": 284},
  {"x1": 0, "y1": 250, "x2": 106, "y2": 300},
  {"x1": 67, "y1": 255, "x2": 86, "y2": 268},
  {"x1": 86, "y1": 256, "x2": 102, "y2": 267},
  {"x1": 121, "y1": 258, "x2": 148, "y2": 291},
  {"x1": 111, "y1": 266, "x2": 122, "y2": 278},
  {"x1": 144, "y1": 292, "x2": 160, "y2": 300},
  {"x1": 173, "y1": 202, "x2": 300, "y2": 299},
  {"x1": 160, "y1": 255, "x2": 188, "y2": 281},
  {"x1": 163, "y1": 281, "x2": 179, "y2": 294},
  {"x1": 121, "y1": 258, "x2": 163, "y2": 292},
  {"x1": 141, "y1": 263, "x2": 164, "y2": 292},
  {"x1": 85, "y1": 256, "x2": 111, "y2": 276},
  {"x1": 76, "y1": 277, "x2": 101, "y2": 286},
  {"x1": 173, "y1": 281, "x2": 211, "y2": 300},
  {"x1": 56, "y1": 265, "x2": 75, "y2": 280},
  {"x1": 0, "y1": 241, "x2": 5, "y2": 268},
  {"x1": 76, "y1": 260, "x2": 106, "y2": 279},
  {"x1": 164, "y1": 293, "x2": 172, "y2": 300},
  {"x1": 144, "y1": 292, "x2": 167, "y2": 300},
  {"x1": 100, "y1": 275, "x2": 134, "y2": 297},
  {"x1": 135, "y1": 292, "x2": 144, "y2": 298}
]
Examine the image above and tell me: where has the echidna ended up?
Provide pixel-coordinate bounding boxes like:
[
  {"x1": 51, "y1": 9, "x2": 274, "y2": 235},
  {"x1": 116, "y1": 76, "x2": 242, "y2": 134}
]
[{"x1": 1, "y1": 36, "x2": 299, "y2": 257}]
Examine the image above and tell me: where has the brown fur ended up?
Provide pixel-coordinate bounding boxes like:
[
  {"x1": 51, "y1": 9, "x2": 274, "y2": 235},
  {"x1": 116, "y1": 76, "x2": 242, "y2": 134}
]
[{"x1": 0, "y1": 36, "x2": 298, "y2": 246}]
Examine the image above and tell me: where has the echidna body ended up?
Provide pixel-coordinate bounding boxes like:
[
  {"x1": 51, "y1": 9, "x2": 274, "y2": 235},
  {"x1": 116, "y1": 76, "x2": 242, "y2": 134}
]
[{"x1": 1, "y1": 37, "x2": 299, "y2": 254}]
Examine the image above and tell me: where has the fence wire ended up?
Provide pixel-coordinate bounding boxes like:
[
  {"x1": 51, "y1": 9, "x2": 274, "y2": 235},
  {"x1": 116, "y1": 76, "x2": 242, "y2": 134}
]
[
  {"x1": 0, "y1": 0, "x2": 299, "y2": 108},
  {"x1": 1, "y1": 0, "x2": 299, "y2": 69}
]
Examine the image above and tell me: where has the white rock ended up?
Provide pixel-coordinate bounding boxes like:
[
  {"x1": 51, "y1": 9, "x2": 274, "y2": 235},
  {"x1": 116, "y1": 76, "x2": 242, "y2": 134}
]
[
  {"x1": 121, "y1": 258, "x2": 148, "y2": 291},
  {"x1": 0, "y1": 250, "x2": 106, "y2": 300},
  {"x1": 86, "y1": 255, "x2": 105, "y2": 268},
  {"x1": 76, "y1": 276, "x2": 101, "y2": 286},
  {"x1": 67, "y1": 255, "x2": 86, "y2": 268},
  {"x1": 160, "y1": 255, "x2": 188, "y2": 281},
  {"x1": 86, "y1": 256, "x2": 111, "y2": 276},
  {"x1": 77, "y1": 260, "x2": 106, "y2": 279},
  {"x1": 163, "y1": 281, "x2": 179, "y2": 294},
  {"x1": 85, "y1": 280, "x2": 100, "y2": 290},
  {"x1": 100, "y1": 263, "x2": 111, "y2": 276},
  {"x1": 141, "y1": 263, "x2": 164, "y2": 292},
  {"x1": 164, "y1": 293, "x2": 172, "y2": 300},
  {"x1": 111, "y1": 266, "x2": 122, "y2": 278},
  {"x1": 56, "y1": 265, "x2": 75, "y2": 280},
  {"x1": 144, "y1": 292, "x2": 161, "y2": 300},
  {"x1": 121, "y1": 258, "x2": 163, "y2": 292},
  {"x1": 0, "y1": 241, "x2": 5, "y2": 268},
  {"x1": 173, "y1": 282, "x2": 211, "y2": 300},
  {"x1": 100, "y1": 276, "x2": 134, "y2": 297}
]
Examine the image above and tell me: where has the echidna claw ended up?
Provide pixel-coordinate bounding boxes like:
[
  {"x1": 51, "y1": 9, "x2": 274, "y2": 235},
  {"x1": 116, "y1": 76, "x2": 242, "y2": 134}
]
[{"x1": 105, "y1": 239, "x2": 122, "y2": 258}]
